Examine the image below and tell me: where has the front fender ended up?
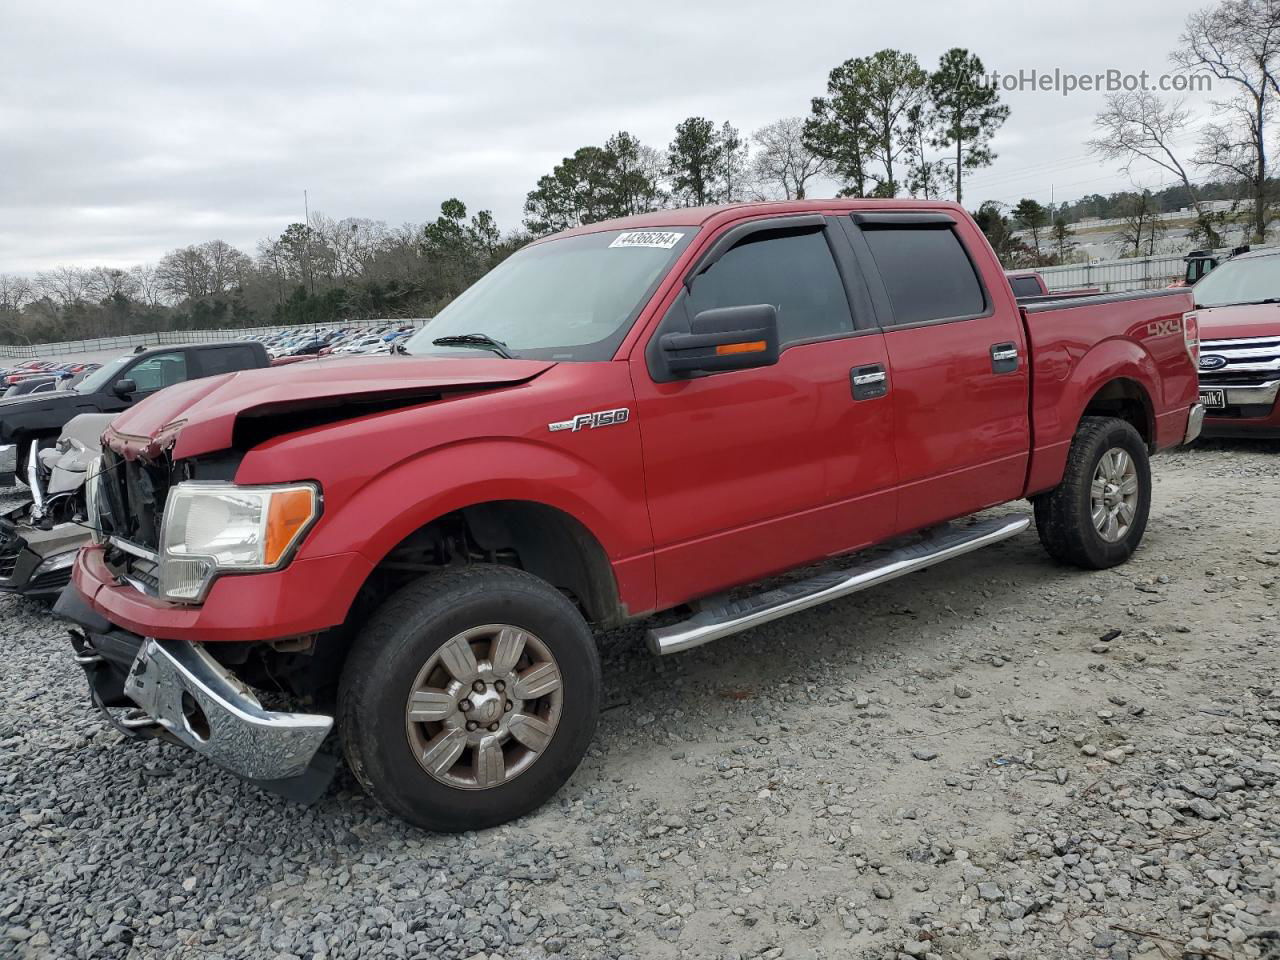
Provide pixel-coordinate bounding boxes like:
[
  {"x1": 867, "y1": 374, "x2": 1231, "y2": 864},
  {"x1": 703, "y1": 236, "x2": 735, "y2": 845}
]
[
  {"x1": 243, "y1": 435, "x2": 656, "y2": 621},
  {"x1": 318, "y1": 438, "x2": 646, "y2": 562}
]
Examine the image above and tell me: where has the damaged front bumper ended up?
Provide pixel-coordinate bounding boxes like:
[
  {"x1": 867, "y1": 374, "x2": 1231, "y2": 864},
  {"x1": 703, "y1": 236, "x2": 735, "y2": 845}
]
[{"x1": 54, "y1": 586, "x2": 336, "y2": 801}]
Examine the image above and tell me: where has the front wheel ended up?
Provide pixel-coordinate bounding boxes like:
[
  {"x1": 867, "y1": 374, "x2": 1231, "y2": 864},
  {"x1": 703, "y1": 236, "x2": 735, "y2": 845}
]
[
  {"x1": 1033, "y1": 416, "x2": 1152, "y2": 569},
  {"x1": 338, "y1": 566, "x2": 601, "y2": 832}
]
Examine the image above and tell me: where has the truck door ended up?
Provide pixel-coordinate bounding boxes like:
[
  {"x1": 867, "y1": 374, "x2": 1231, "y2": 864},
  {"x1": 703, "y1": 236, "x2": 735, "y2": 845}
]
[
  {"x1": 843, "y1": 212, "x2": 1030, "y2": 532},
  {"x1": 108, "y1": 350, "x2": 191, "y2": 408},
  {"x1": 630, "y1": 216, "x2": 898, "y2": 610}
]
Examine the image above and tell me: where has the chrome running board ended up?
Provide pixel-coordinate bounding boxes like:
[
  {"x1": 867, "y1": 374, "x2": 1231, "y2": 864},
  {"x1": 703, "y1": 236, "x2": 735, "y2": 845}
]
[{"x1": 647, "y1": 514, "x2": 1031, "y2": 655}]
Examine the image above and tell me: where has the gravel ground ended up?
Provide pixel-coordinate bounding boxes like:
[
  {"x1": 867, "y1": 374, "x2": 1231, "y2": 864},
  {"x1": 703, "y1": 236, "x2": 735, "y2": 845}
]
[{"x1": 1, "y1": 440, "x2": 1277, "y2": 960}]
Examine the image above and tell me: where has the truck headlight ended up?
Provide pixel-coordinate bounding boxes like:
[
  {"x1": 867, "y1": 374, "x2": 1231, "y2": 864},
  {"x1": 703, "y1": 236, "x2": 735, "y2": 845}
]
[{"x1": 159, "y1": 482, "x2": 320, "y2": 602}]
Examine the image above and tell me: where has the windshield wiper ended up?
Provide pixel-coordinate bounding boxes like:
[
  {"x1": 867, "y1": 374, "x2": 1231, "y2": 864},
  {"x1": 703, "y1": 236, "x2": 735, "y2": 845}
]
[
  {"x1": 1206, "y1": 298, "x2": 1280, "y2": 307},
  {"x1": 431, "y1": 333, "x2": 513, "y2": 358}
]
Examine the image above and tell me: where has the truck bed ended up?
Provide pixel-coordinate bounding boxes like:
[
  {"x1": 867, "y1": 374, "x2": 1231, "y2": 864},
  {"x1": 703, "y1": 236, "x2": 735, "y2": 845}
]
[{"x1": 1021, "y1": 286, "x2": 1197, "y2": 496}]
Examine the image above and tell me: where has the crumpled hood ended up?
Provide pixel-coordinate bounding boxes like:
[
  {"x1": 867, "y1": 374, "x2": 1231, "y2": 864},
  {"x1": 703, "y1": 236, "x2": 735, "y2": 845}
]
[
  {"x1": 1197, "y1": 302, "x2": 1280, "y2": 341},
  {"x1": 105, "y1": 355, "x2": 557, "y2": 460}
]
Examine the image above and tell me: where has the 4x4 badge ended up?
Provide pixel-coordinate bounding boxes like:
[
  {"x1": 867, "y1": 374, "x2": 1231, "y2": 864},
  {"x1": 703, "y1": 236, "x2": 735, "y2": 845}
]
[{"x1": 548, "y1": 408, "x2": 631, "y2": 432}]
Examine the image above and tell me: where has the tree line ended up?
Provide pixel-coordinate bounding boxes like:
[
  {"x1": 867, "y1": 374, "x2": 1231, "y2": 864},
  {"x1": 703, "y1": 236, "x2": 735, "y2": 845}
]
[
  {"x1": 520, "y1": 47, "x2": 1007, "y2": 231},
  {"x1": 0, "y1": 201, "x2": 524, "y2": 345}
]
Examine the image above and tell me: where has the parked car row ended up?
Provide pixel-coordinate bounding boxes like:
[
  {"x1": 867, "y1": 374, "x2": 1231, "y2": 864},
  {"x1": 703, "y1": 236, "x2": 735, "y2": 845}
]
[
  {"x1": 248, "y1": 322, "x2": 418, "y2": 359},
  {"x1": 0, "y1": 359, "x2": 101, "y2": 398}
]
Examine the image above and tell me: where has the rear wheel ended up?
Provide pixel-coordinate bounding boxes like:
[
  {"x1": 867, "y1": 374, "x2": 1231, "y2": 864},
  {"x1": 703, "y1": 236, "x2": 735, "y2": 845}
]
[
  {"x1": 338, "y1": 565, "x2": 601, "y2": 831},
  {"x1": 1034, "y1": 416, "x2": 1151, "y2": 569}
]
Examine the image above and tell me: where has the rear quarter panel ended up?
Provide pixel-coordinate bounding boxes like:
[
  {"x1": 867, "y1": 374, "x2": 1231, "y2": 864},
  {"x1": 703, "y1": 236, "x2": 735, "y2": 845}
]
[{"x1": 1024, "y1": 290, "x2": 1197, "y2": 495}]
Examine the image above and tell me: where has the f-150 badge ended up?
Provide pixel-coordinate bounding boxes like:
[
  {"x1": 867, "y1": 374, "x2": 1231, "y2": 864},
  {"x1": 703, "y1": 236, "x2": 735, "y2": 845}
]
[{"x1": 548, "y1": 408, "x2": 631, "y2": 432}]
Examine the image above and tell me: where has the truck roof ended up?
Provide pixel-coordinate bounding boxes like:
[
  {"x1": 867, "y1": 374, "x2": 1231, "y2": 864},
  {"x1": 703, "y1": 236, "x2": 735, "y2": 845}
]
[{"x1": 543, "y1": 198, "x2": 970, "y2": 242}]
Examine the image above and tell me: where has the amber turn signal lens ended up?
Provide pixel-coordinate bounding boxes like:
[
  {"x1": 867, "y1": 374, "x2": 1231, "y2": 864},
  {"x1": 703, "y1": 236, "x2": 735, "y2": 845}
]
[
  {"x1": 263, "y1": 488, "x2": 317, "y2": 566},
  {"x1": 714, "y1": 340, "x2": 766, "y2": 356}
]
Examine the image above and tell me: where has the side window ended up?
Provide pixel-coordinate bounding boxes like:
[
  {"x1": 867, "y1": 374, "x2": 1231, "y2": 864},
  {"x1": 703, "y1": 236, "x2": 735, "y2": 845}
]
[
  {"x1": 128, "y1": 352, "x2": 188, "y2": 393},
  {"x1": 199, "y1": 345, "x2": 257, "y2": 376},
  {"x1": 687, "y1": 228, "x2": 855, "y2": 345},
  {"x1": 861, "y1": 226, "x2": 986, "y2": 326}
]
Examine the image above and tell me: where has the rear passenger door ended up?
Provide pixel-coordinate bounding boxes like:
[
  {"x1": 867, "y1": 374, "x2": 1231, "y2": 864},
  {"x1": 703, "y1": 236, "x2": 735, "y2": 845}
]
[
  {"x1": 843, "y1": 212, "x2": 1030, "y2": 531},
  {"x1": 632, "y1": 216, "x2": 898, "y2": 610}
]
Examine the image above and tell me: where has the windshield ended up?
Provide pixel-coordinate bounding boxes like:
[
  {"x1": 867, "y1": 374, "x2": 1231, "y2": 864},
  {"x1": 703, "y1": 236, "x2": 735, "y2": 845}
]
[
  {"x1": 404, "y1": 228, "x2": 696, "y2": 361},
  {"x1": 1193, "y1": 254, "x2": 1280, "y2": 308},
  {"x1": 75, "y1": 355, "x2": 131, "y2": 394}
]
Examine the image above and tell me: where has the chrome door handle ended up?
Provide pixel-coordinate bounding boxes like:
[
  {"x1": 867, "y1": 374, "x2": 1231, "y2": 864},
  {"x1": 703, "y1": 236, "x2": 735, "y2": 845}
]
[
  {"x1": 851, "y1": 364, "x2": 889, "y2": 401},
  {"x1": 990, "y1": 342, "x2": 1019, "y2": 373}
]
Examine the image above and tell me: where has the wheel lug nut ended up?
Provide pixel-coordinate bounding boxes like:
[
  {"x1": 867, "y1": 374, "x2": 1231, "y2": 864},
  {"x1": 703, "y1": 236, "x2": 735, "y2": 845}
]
[
  {"x1": 487, "y1": 722, "x2": 499, "y2": 732},
  {"x1": 504, "y1": 700, "x2": 513, "y2": 712},
  {"x1": 466, "y1": 721, "x2": 478, "y2": 731},
  {"x1": 459, "y1": 700, "x2": 472, "y2": 712},
  {"x1": 495, "y1": 680, "x2": 505, "y2": 692},
  {"x1": 472, "y1": 680, "x2": 485, "y2": 693}
]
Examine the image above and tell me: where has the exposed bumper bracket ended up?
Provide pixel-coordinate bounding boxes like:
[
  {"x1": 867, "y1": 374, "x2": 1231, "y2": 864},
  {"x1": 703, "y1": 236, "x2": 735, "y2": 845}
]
[{"x1": 124, "y1": 637, "x2": 333, "y2": 782}]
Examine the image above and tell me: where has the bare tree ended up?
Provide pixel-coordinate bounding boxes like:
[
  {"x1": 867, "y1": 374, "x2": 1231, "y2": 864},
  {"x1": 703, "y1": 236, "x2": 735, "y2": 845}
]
[
  {"x1": 84, "y1": 266, "x2": 139, "y2": 302},
  {"x1": 1174, "y1": 0, "x2": 1280, "y2": 241},
  {"x1": 202, "y1": 239, "x2": 251, "y2": 293},
  {"x1": 1089, "y1": 91, "x2": 1223, "y2": 246},
  {"x1": 311, "y1": 214, "x2": 393, "y2": 281},
  {"x1": 750, "y1": 117, "x2": 831, "y2": 200},
  {"x1": 156, "y1": 246, "x2": 212, "y2": 301},
  {"x1": 156, "y1": 240, "x2": 249, "y2": 301},
  {"x1": 129, "y1": 264, "x2": 166, "y2": 308},
  {"x1": 0, "y1": 274, "x2": 34, "y2": 312},
  {"x1": 35, "y1": 266, "x2": 90, "y2": 305},
  {"x1": 1115, "y1": 190, "x2": 1165, "y2": 257}
]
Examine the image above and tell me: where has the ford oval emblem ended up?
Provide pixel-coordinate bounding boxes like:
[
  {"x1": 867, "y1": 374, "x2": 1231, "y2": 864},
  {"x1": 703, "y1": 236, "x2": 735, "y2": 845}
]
[{"x1": 1199, "y1": 354, "x2": 1228, "y2": 371}]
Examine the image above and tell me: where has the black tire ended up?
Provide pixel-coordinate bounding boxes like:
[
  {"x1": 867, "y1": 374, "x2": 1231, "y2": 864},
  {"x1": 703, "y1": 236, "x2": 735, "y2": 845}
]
[
  {"x1": 338, "y1": 565, "x2": 601, "y2": 832},
  {"x1": 1033, "y1": 416, "x2": 1152, "y2": 570}
]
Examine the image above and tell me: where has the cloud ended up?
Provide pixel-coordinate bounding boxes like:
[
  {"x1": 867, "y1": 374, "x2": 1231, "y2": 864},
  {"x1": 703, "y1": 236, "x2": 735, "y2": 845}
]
[{"x1": 0, "y1": 0, "x2": 1210, "y2": 272}]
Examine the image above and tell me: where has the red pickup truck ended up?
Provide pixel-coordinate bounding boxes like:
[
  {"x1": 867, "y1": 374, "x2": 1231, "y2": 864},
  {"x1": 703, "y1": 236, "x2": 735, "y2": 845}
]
[{"x1": 58, "y1": 200, "x2": 1202, "y2": 831}]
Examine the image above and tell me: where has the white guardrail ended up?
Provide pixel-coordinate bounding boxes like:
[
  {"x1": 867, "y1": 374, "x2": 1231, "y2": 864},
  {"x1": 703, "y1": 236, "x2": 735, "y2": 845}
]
[
  {"x1": 1037, "y1": 254, "x2": 1186, "y2": 293},
  {"x1": 1038, "y1": 245, "x2": 1276, "y2": 294},
  {"x1": 0, "y1": 317, "x2": 431, "y2": 360}
]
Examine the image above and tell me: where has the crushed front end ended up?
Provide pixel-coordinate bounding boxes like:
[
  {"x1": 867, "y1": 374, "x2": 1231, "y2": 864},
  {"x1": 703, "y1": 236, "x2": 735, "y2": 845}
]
[{"x1": 55, "y1": 441, "x2": 347, "y2": 801}]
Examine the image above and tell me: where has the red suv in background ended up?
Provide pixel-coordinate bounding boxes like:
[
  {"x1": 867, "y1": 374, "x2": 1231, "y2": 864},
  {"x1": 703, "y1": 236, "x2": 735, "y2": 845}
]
[{"x1": 1190, "y1": 247, "x2": 1280, "y2": 438}]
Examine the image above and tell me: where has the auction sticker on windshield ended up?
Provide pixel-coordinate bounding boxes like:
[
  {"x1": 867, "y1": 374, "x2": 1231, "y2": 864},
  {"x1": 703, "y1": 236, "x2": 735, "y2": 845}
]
[{"x1": 609, "y1": 231, "x2": 684, "y2": 249}]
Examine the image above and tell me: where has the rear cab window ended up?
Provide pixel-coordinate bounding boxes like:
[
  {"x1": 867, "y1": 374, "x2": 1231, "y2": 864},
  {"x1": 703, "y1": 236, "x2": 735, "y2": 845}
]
[
  {"x1": 1008, "y1": 275, "x2": 1043, "y2": 299},
  {"x1": 857, "y1": 221, "x2": 988, "y2": 327},
  {"x1": 197, "y1": 345, "x2": 260, "y2": 376}
]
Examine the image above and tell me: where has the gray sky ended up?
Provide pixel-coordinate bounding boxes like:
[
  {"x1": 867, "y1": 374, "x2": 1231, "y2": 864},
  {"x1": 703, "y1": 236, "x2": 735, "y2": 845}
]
[{"x1": 2, "y1": 0, "x2": 1215, "y2": 273}]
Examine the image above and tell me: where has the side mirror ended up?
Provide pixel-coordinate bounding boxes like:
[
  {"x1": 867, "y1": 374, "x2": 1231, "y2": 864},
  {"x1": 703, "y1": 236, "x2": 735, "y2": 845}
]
[
  {"x1": 660, "y1": 304, "x2": 780, "y2": 376},
  {"x1": 113, "y1": 378, "x2": 137, "y2": 398}
]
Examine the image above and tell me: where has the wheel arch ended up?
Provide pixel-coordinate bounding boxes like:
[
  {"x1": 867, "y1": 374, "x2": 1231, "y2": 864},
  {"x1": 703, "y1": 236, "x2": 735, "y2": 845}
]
[
  {"x1": 357, "y1": 498, "x2": 627, "y2": 628},
  {"x1": 1080, "y1": 376, "x2": 1155, "y2": 449}
]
